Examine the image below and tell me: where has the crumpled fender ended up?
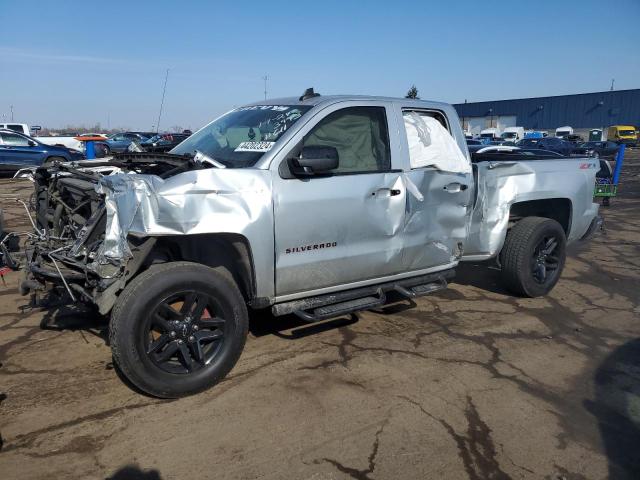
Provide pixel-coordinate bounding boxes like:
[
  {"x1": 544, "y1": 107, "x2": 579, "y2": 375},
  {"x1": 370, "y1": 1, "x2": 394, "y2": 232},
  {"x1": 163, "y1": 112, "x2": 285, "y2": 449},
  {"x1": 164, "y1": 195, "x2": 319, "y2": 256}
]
[{"x1": 94, "y1": 168, "x2": 275, "y2": 297}]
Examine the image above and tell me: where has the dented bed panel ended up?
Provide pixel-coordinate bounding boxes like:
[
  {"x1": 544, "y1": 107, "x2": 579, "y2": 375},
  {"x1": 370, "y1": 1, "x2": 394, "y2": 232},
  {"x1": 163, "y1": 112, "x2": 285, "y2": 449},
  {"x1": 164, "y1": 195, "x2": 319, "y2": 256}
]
[
  {"x1": 96, "y1": 168, "x2": 276, "y2": 298},
  {"x1": 462, "y1": 158, "x2": 600, "y2": 259}
]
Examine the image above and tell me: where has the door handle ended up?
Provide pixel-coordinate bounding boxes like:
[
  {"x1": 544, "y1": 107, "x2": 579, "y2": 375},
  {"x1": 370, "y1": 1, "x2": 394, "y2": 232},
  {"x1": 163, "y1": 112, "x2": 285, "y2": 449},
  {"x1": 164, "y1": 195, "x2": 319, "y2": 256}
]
[
  {"x1": 443, "y1": 183, "x2": 468, "y2": 193},
  {"x1": 372, "y1": 188, "x2": 402, "y2": 197}
]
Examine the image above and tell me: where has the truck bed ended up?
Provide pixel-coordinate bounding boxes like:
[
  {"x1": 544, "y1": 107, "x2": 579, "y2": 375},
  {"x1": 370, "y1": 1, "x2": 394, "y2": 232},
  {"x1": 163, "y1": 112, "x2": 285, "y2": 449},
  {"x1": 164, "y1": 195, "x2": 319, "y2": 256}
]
[{"x1": 462, "y1": 155, "x2": 600, "y2": 260}]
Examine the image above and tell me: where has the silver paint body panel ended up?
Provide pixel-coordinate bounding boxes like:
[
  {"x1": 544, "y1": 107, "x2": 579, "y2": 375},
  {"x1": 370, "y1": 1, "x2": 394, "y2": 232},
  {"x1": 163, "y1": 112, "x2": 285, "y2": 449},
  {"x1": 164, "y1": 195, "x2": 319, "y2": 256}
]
[{"x1": 94, "y1": 95, "x2": 599, "y2": 304}]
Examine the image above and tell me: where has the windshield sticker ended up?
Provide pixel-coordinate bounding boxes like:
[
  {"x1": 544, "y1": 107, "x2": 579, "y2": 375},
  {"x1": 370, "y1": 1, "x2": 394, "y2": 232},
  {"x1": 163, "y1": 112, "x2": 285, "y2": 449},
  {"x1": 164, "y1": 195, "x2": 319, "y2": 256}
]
[
  {"x1": 234, "y1": 141, "x2": 275, "y2": 152},
  {"x1": 235, "y1": 105, "x2": 290, "y2": 112}
]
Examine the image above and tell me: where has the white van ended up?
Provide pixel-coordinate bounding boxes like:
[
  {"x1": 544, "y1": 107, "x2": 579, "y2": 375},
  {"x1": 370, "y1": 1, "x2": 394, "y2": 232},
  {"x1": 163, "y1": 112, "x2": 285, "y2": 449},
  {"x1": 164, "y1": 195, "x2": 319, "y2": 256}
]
[
  {"x1": 0, "y1": 123, "x2": 30, "y2": 135},
  {"x1": 501, "y1": 126, "x2": 525, "y2": 143},
  {"x1": 555, "y1": 126, "x2": 573, "y2": 138},
  {"x1": 480, "y1": 127, "x2": 501, "y2": 140}
]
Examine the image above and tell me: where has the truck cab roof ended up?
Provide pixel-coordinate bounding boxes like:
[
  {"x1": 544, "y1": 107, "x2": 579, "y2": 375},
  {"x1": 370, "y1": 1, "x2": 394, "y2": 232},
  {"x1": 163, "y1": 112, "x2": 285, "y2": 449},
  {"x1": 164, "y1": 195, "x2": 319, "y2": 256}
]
[{"x1": 244, "y1": 94, "x2": 452, "y2": 111}]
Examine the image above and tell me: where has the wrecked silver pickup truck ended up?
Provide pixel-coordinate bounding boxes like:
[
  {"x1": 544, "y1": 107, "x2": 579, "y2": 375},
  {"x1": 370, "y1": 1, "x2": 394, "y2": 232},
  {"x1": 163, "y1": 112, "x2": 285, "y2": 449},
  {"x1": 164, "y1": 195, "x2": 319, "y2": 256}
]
[{"x1": 7, "y1": 90, "x2": 602, "y2": 397}]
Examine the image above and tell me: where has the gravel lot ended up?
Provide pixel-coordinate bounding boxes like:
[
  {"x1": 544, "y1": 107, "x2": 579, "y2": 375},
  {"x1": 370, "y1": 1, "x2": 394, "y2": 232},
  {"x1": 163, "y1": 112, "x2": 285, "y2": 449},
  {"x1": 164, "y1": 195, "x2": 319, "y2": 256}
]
[{"x1": 1, "y1": 152, "x2": 639, "y2": 480}]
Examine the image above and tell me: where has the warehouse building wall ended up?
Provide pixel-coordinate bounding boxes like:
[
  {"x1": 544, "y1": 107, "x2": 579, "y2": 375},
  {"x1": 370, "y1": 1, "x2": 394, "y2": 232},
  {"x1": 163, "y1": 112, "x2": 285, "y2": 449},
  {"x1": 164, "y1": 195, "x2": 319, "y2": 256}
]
[{"x1": 454, "y1": 89, "x2": 640, "y2": 130}]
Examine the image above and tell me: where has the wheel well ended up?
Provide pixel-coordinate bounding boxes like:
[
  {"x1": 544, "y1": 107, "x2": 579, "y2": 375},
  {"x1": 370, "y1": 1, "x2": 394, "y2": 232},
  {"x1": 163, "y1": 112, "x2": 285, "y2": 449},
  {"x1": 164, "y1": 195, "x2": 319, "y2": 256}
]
[
  {"x1": 509, "y1": 198, "x2": 572, "y2": 234},
  {"x1": 142, "y1": 233, "x2": 256, "y2": 301}
]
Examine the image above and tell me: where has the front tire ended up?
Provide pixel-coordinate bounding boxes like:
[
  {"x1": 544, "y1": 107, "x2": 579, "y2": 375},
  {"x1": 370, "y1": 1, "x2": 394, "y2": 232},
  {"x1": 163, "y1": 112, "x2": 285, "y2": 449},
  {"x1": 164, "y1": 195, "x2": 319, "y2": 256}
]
[
  {"x1": 500, "y1": 217, "x2": 566, "y2": 297},
  {"x1": 110, "y1": 262, "x2": 248, "y2": 398}
]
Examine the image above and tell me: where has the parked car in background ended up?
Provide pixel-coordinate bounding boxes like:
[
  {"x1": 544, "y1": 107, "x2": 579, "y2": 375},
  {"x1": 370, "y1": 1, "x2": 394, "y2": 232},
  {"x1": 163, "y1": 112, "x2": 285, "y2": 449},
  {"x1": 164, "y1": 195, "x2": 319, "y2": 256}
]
[
  {"x1": 104, "y1": 132, "x2": 152, "y2": 154},
  {"x1": 0, "y1": 129, "x2": 84, "y2": 174},
  {"x1": 36, "y1": 135, "x2": 84, "y2": 151},
  {"x1": 575, "y1": 141, "x2": 620, "y2": 159},
  {"x1": 555, "y1": 126, "x2": 573, "y2": 138},
  {"x1": 80, "y1": 133, "x2": 108, "y2": 139},
  {"x1": 524, "y1": 130, "x2": 548, "y2": 139},
  {"x1": 469, "y1": 145, "x2": 565, "y2": 162},
  {"x1": 607, "y1": 125, "x2": 637, "y2": 146},
  {"x1": 564, "y1": 134, "x2": 584, "y2": 143},
  {"x1": 0, "y1": 123, "x2": 30, "y2": 135},
  {"x1": 466, "y1": 139, "x2": 482, "y2": 146},
  {"x1": 140, "y1": 132, "x2": 191, "y2": 153},
  {"x1": 517, "y1": 136, "x2": 576, "y2": 156}
]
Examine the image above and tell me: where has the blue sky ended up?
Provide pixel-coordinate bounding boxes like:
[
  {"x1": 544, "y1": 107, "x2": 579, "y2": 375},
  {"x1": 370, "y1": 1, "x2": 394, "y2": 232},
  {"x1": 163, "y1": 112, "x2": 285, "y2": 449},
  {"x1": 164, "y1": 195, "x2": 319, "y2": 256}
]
[{"x1": 1, "y1": 0, "x2": 639, "y2": 130}]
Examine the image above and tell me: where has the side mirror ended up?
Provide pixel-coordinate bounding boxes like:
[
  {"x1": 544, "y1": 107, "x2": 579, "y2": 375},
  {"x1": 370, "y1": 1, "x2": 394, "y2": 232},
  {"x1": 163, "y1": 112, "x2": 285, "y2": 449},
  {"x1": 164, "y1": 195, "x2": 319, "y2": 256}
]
[
  {"x1": 289, "y1": 146, "x2": 339, "y2": 176},
  {"x1": 28, "y1": 140, "x2": 37, "y2": 147}
]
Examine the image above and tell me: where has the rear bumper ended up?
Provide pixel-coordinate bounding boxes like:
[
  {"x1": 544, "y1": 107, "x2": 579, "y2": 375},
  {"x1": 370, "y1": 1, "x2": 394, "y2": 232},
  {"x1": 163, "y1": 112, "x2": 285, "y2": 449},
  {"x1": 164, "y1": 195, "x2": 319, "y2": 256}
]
[{"x1": 580, "y1": 215, "x2": 604, "y2": 241}]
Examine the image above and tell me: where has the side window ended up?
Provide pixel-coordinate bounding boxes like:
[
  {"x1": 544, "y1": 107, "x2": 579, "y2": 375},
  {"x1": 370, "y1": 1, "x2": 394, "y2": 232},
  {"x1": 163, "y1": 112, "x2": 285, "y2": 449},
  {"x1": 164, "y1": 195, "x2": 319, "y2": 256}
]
[
  {"x1": 0, "y1": 132, "x2": 30, "y2": 146},
  {"x1": 402, "y1": 110, "x2": 470, "y2": 173},
  {"x1": 303, "y1": 106, "x2": 391, "y2": 173}
]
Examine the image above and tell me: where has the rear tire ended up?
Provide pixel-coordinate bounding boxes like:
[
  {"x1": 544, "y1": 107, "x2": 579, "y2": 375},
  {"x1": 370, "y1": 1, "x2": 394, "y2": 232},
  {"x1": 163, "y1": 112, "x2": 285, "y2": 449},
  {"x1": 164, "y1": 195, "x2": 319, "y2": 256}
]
[
  {"x1": 110, "y1": 261, "x2": 248, "y2": 398},
  {"x1": 500, "y1": 217, "x2": 566, "y2": 297}
]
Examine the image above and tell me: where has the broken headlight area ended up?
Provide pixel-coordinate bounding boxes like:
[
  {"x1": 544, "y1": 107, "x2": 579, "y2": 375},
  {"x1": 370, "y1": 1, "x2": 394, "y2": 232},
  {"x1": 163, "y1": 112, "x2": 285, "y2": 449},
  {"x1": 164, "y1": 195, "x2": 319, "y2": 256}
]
[{"x1": 22, "y1": 153, "x2": 201, "y2": 311}]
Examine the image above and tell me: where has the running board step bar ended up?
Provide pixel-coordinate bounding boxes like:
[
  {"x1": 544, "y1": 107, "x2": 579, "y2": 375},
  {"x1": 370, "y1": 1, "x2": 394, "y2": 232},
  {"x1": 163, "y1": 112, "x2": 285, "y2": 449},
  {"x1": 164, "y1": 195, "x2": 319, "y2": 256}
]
[
  {"x1": 394, "y1": 278, "x2": 448, "y2": 298},
  {"x1": 294, "y1": 289, "x2": 386, "y2": 322},
  {"x1": 272, "y1": 269, "x2": 455, "y2": 322}
]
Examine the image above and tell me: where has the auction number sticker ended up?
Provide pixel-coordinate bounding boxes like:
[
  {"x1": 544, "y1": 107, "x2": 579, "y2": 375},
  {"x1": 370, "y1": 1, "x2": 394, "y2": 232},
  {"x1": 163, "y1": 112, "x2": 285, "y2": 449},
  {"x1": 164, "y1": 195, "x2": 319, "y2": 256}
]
[{"x1": 235, "y1": 141, "x2": 275, "y2": 152}]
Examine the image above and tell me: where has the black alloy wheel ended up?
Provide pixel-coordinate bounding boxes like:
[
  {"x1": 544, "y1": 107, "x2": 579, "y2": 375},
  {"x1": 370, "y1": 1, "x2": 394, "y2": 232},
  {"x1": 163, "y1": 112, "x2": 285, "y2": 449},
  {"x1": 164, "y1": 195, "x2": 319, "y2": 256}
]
[{"x1": 110, "y1": 262, "x2": 248, "y2": 398}]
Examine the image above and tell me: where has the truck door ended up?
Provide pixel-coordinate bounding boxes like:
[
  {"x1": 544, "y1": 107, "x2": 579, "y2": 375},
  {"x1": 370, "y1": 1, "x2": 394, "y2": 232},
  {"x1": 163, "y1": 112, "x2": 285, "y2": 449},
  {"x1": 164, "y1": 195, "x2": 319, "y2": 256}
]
[
  {"x1": 272, "y1": 103, "x2": 407, "y2": 297},
  {"x1": 397, "y1": 107, "x2": 473, "y2": 271}
]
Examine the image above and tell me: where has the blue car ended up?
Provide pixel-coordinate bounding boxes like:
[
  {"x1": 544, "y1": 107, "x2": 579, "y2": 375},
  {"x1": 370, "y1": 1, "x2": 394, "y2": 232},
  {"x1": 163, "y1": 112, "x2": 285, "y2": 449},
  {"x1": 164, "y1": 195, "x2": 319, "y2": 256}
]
[
  {"x1": 103, "y1": 132, "x2": 153, "y2": 154},
  {"x1": 0, "y1": 129, "x2": 85, "y2": 174}
]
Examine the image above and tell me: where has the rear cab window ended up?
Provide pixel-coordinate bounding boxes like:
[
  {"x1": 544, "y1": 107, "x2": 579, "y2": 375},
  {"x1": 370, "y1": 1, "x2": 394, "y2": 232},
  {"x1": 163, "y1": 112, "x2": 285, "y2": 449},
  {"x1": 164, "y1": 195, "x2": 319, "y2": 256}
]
[{"x1": 401, "y1": 109, "x2": 470, "y2": 173}]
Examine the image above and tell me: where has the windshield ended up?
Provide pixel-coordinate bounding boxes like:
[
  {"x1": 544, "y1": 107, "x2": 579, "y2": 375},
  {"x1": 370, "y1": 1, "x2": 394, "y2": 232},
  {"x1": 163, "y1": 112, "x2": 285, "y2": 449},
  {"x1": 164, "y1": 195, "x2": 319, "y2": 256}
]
[
  {"x1": 502, "y1": 132, "x2": 517, "y2": 138},
  {"x1": 619, "y1": 129, "x2": 636, "y2": 136},
  {"x1": 145, "y1": 134, "x2": 162, "y2": 143},
  {"x1": 480, "y1": 133, "x2": 495, "y2": 138},
  {"x1": 171, "y1": 105, "x2": 312, "y2": 167},
  {"x1": 556, "y1": 131, "x2": 570, "y2": 136}
]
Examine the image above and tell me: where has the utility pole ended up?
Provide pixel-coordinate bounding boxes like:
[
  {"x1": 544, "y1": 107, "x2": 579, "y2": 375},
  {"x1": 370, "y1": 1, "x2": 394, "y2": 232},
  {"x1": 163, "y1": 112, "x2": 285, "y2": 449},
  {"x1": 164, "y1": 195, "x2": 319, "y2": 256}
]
[
  {"x1": 610, "y1": 78, "x2": 615, "y2": 91},
  {"x1": 262, "y1": 75, "x2": 268, "y2": 100},
  {"x1": 10, "y1": 105, "x2": 14, "y2": 121},
  {"x1": 156, "y1": 69, "x2": 169, "y2": 133}
]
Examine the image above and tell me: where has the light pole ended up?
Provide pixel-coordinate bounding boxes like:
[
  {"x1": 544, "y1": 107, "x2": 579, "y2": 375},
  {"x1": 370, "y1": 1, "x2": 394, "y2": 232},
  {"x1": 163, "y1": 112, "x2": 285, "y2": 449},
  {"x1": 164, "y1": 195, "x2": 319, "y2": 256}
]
[
  {"x1": 156, "y1": 69, "x2": 169, "y2": 133},
  {"x1": 10, "y1": 105, "x2": 14, "y2": 121},
  {"x1": 262, "y1": 75, "x2": 268, "y2": 100}
]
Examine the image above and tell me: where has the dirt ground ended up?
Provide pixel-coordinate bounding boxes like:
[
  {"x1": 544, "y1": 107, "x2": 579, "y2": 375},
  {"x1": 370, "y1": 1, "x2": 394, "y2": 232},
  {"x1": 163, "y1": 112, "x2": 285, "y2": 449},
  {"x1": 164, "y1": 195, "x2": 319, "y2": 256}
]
[{"x1": 0, "y1": 152, "x2": 639, "y2": 480}]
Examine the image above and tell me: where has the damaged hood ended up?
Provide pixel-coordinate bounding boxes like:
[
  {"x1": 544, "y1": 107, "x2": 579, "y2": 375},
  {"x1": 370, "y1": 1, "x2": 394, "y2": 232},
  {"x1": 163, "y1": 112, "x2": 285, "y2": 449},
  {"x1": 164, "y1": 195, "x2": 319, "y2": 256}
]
[{"x1": 95, "y1": 169, "x2": 273, "y2": 261}]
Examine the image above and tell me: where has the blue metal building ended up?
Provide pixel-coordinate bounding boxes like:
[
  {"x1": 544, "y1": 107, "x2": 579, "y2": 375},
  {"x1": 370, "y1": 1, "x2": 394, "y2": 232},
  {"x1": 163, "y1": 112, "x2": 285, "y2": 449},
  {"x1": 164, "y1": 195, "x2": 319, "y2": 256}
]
[{"x1": 453, "y1": 89, "x2": 640, "y2": 130}]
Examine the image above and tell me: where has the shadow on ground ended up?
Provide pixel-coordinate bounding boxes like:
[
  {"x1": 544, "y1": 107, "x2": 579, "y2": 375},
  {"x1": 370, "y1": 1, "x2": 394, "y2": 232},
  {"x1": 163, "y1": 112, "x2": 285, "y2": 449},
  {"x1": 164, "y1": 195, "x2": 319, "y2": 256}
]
[
  {"x1": 588, "y1": 338, "x2": 640, "y2": 479},
  {"x1": 106, "y1": 465, "x2": 162, "y2": 480},
  {"x1": 39, "y1": 304, "x2": 109, "y2": 345}
]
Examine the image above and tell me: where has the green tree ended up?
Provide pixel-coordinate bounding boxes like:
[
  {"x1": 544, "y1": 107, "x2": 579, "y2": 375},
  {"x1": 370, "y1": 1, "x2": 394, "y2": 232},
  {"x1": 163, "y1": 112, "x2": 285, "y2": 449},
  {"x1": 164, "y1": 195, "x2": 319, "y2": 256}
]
[{"x1": 405, "y1": 85, "x2": 419, "y2": 99}]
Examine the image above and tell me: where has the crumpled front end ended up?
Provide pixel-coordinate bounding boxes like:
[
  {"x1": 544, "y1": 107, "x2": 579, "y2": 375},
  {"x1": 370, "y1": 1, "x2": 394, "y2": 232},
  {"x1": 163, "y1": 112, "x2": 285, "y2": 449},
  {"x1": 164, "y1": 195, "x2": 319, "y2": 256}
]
[{"x1": 21, "y1": 154, "x2": 274, "y2": 314}]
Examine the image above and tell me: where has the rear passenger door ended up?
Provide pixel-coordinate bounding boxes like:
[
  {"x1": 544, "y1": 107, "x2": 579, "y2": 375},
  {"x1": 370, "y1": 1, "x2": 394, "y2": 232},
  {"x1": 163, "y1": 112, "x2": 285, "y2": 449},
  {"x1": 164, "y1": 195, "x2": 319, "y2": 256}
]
[
  {"x1": 396, "y1": 106, "x2": 473, "y2": 271},
  {"x1": 272, "y1": 102, "x2": 407, "y2": 297}
]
